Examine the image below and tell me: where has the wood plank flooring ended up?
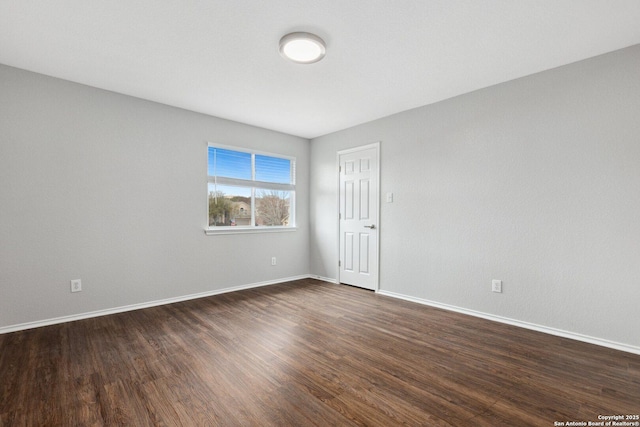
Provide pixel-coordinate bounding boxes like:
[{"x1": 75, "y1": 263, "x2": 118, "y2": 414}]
[{"x1": 1, "y1": 278, "x2": 638, "y2": 426}]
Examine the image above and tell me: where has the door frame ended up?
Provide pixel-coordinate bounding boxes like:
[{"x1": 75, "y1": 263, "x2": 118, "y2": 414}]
[{"x1": 336, "y1": 142, "x2": 381, "y2": 291}]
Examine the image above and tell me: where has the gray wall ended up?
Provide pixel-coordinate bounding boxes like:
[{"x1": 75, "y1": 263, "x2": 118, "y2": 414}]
[
  {"x1": 310, "y1": 45, "x2": 640, "y2": 349},
  {"x1": 0, "y1": 64, "x2": 310, "y2": 329},
  {"x1": 3, "y1": 45, "x2": 639, "y2": 351}
]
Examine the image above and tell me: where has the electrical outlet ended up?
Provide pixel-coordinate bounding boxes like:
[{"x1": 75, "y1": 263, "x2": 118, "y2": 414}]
[
  {"x1": 71, "y1": 279, "x2": 82, "y2": 293},
  {"x1": 271, "y1": 257, "x2": 277, "y2": 266},
  {"x1": 492, "y1": 280, "x2": 502, "y2": 293}
]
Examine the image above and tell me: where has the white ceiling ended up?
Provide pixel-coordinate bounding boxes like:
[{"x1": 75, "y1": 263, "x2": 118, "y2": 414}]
[{"x1": 2, "y1": 1, "x2": 640, "y2": 139}]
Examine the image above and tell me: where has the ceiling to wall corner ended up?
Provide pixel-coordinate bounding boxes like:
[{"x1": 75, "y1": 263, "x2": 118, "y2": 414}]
[{"x1": 1, "y1": 1, "x2": 639, "y2": 139}]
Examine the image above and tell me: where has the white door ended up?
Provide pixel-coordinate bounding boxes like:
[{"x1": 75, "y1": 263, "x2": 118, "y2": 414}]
[{"x1": 339, "y1": 144, "x2": 379, "y2": 290}]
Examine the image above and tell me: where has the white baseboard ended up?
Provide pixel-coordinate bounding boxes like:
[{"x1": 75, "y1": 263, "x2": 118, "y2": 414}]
[
  {"x1": 8, "y1": 278, "x2": 636, "y2": 356},
  {"x1": 0, "y1": 275, "x2": 312, "y2": 335},
  {"x1": 309, "y1": 275, "x2": 339, "y2": 284},
  {"x1": 377, "y1": 289, "x2": 640, "y2": 356}
]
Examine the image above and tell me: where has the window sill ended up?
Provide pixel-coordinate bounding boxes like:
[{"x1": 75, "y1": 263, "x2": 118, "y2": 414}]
[{"x1": 204, "y1": 226, "x2": 297, "y2": 236}]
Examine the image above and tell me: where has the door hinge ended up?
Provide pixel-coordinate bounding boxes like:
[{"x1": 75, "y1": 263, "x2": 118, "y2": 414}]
[
  {"x1": 339, "y1": 165, "x2": 342, "y2": 173},
  {"x1": 338, "y1": 260, "x2": 341, "y2": 267},
  {"x1": 339, "y1": 212, "x2": 342, "y2": 219}
]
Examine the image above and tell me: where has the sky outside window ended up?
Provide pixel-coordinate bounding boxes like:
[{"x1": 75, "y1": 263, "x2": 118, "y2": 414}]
[
  {"x1": 208, "y1": 147, "x2": 251, "y2": 180},
  {"x1": 208, "y1": 147, "x2": 291, "y2": 184},
  {"x1": 255, "y1": 154, "x2": 291, "y2": 184},
  {"x1": 207, "y1": 183, "x2": 251, "y2": 198}
]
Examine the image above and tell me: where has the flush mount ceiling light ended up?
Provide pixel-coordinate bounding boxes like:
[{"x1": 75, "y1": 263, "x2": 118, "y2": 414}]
[{"x1": 279, "y1": 32, "x2": 326, "y2": 64}]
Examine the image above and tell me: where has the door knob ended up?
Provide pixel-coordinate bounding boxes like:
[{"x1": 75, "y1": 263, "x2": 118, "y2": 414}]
[{"x1": 364, "y1": 224, "x2": 376, "y2": 229}]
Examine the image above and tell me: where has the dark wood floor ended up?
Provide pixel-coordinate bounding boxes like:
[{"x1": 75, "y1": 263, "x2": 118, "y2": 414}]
[{"x1": 1, "y1": 279, "x2": 638, "y2": 426}]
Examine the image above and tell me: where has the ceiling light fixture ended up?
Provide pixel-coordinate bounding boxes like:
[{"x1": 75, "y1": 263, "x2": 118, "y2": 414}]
[{"x1": 279, "y1": 32, "x2": 326, "y2": 64}]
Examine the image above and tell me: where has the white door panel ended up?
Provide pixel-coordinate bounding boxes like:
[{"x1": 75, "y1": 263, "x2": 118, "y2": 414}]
[{"x1": 339, "y1": 145, "x2": 379, "y2": 290}]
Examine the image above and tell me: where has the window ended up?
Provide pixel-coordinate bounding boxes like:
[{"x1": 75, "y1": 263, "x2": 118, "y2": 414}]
[{"x1": 207, "y1": 145, "x2": 295, "y2": 233}]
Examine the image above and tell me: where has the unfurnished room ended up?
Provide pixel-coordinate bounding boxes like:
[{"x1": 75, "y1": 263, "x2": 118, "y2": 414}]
[{"x1": 1, "y1": 1, "x2": 639, "y2": 426}]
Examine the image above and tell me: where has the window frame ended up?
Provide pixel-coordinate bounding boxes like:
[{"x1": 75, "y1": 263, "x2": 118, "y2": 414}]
[{"x1": 205, "y1": 143, "x2": 296, "y2": 235}]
